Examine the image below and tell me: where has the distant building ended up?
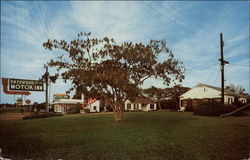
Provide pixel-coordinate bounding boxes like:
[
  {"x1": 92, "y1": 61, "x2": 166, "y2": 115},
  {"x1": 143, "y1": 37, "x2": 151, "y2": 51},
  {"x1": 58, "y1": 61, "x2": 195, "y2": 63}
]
[
  {"x1": 50, "y1": 93, "x2": 100, "y2": 114},
  {"x1": 125, "y1": 97, "x2": 157, "y2": 111},
  {"x1": 179, "y1": 83, "x2": 248, "y2": 110},
  {"x1": 82, "y1": 98, "x2": 100, "y2": 113}
]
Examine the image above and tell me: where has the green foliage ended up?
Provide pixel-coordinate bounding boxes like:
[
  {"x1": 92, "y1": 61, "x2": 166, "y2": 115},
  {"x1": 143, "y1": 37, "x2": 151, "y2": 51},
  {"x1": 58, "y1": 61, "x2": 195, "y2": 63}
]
[
  {"x1": 194, "y1": 102, "x2": 239, "y2": 116},
  {"x1": 23, "y1": 112, "x2": 63, "y2": 120},
  {"x1": 0, "y1": 112, "x2": 248, "y2": 160}
]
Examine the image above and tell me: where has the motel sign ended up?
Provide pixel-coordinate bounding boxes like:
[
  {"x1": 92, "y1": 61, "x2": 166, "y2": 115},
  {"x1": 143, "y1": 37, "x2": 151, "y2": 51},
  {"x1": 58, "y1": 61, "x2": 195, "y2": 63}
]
[{"x1": 9, "y1": 78, "x2": 44, "y2": 91}]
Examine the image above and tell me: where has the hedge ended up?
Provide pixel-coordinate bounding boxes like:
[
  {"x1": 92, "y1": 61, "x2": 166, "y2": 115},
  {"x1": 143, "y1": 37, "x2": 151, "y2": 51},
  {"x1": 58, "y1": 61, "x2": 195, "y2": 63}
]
[
  {"x1": 194, "y1": 102, "x2": 238, "y2": 116},
  {"x1": 23, "y1": 112, "x2": 63, "y2": 120}
]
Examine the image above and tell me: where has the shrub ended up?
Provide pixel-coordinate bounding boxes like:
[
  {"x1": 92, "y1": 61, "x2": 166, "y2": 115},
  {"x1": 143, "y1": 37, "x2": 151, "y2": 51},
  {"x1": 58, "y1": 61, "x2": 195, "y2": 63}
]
[
  {"x1": 75, "y1": 103, "x2": 82, "y2": 113},
  {"x1": 105, "y1": 106, "x2": 113, "y2": 112},
  {"x1": 232, "y1": 101, "x2": 245, "y2": 108},
  {"x1": 67, "y1": 110, "x2": 80, "y2": 114},
  {"x1": 83, "y1": 108, "x2": 90, "y2": 113},
  {"x1": 23, "y1": 112, "x2": 63, "y2": 120},
  {"x1": 185, "y1": 106, "x2": 194, "y2": 112},
  {"x1": 194, "y1": 102, "x2": 238, "y2": 116}
]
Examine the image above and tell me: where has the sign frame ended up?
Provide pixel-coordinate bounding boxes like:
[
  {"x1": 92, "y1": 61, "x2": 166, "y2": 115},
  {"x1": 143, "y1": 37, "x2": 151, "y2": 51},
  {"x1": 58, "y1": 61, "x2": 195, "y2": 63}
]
[{"x1": 9, "y1": 78, "x2": 44, "y2": 91}]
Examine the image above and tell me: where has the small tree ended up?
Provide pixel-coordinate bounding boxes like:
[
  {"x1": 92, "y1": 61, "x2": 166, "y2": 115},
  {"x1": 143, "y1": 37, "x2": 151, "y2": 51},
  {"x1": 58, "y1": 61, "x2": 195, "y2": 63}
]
[
  {"x1": 225, "y1": 84, "x2": 245, "y2": 95},
  {"x1": 143, "y1": 86, "x2": 166, "y2": 110},
  {"x1": 43, "y1": 32, "x2": 185, "y2": 122},
  {"x1": 165, "y1": 85, "x2": 190, "y2": 110}
]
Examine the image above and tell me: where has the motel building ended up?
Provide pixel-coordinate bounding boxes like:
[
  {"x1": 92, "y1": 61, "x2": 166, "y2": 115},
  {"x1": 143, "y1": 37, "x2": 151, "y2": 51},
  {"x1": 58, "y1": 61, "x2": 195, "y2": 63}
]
[
  {"x1": 179, "y1": 83, "x2": 248, "y2": 111},
  {"x1": 50, "y1": 93, "x2": 100, "y2": 114}
]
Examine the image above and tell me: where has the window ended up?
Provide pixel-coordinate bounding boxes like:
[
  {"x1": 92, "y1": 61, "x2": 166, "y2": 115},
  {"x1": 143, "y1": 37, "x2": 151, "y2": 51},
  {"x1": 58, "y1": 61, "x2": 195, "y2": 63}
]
[
  {"x1": 93, "y1": 106, "x2": 97, "y2": 110},
  {"x1": 150, "y1": 104, "x2": 154, "y2": 110},
  {"x1": 127, "y1": 104, "x2": 131, "y2": 110},
  {"x1": 228, "y1": 98, "x2": 233, "y2": 104}
]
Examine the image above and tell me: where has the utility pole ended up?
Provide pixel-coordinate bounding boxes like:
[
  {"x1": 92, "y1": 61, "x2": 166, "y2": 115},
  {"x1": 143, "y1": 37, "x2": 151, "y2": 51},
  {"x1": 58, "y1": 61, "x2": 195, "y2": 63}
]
[
  {"x1": 219, "y1": 33, "x2": 229, "y2": 104},
  {"x1": 45, "y1": 65, "x2": 49, "y2": 112}
]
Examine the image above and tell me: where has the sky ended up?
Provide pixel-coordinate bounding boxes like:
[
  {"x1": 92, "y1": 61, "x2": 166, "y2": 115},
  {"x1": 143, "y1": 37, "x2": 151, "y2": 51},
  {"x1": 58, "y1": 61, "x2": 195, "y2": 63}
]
[{"x1": 1, "y1": 1, "x2": 249, "y2": 104}]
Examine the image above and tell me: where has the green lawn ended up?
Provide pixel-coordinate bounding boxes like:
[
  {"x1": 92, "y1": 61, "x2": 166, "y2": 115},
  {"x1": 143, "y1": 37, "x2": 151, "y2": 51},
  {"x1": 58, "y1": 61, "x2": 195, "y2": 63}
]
[{"x1": 0, "y1": 112, "x2": 249, "y2": 160}]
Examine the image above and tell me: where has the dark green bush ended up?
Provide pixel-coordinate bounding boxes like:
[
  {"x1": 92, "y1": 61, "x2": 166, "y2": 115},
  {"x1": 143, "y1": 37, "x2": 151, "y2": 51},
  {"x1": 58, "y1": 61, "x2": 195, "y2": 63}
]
[
  {"x1": 75, "y1": 103, "x2": 82, "y2": 113},
  {"x1": 185, "y1": 106, "x2": 194, "y2": 112},
  {"x1": 105, "y1": 106, "x2": 113, "y2": 112},
  {"x1": 232, "y1": 100, "x2": 245, "y2": 107},
  {"x1": 83, "y1": 108, "x2": 90, "y2": 113},
  {"x1": 194, "y1": 102, "x2": 238, "y2": 116},
  {"x1": 23, "y1": 112, "x2": 63, "y2": 120}
]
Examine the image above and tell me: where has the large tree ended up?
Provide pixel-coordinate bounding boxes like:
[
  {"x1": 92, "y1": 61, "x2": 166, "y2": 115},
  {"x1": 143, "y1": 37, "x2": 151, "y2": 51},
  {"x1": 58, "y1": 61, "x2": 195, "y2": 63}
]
[{"x1": 43, "y1": 32, "x2": 185, "y2": 122}]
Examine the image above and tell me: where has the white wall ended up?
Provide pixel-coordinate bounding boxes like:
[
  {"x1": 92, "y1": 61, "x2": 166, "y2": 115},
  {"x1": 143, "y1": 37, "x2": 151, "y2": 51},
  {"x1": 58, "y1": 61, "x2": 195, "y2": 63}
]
[
  {"x1": 238, "y1": 97, "x2": 247, "y2": 104},
  {"x1": 89, "y1": 100, "x2": 100, "y2": 112},
  {"x1": 125, "y1": 100, "x2": 131, "y2": 110},
  {"x1": 224, "y1": 95, "x2": 235, "y2": 105},
  {"x1": 125, "y1": 100, "x2": 151, "y2": 111},
  {"x1": 145, "y1": 103, "x2": 157, "y2": 111},
  {"x1": 180, "y1": 86, "x2": 221, "y2": 100},
  {"x1": 179, "y1": 85, "x2": 241, "y2": 108}
]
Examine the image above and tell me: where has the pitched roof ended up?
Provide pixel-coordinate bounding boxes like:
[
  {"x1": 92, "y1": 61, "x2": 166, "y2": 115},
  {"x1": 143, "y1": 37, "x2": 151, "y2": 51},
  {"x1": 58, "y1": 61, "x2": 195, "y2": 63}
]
[{"x1": 195, "y1": 83, "x2": 242, "y2": 96}]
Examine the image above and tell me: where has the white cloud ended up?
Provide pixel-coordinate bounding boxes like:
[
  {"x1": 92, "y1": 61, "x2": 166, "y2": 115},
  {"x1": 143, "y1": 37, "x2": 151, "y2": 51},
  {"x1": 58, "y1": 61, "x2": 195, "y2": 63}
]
[{"x1": 1, "y1": 1, "x2": 249, "y2": 104}]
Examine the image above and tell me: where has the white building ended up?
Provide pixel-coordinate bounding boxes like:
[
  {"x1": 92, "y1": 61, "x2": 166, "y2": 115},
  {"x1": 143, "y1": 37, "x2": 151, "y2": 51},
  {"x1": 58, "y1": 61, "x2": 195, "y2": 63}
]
[
  {"x1": 179, "y1": 83, "x2": 248, "y2": 110},
  {"x1": 51, "y1": 94, "x2": 100, "y2": 114},
  {"x1": 125, "y1": 98, "x2": 157, "y2": 111},
  {"x1": 82, "y1": 98, "x2": 100, "y2": 113}
]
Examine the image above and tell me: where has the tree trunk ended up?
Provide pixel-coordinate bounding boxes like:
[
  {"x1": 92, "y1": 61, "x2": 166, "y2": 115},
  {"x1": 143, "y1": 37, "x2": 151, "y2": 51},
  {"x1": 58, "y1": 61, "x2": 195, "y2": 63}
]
[
  {"x1": 158, "y1": 102, "x2": 162, "y2": 110},
  {"x1": 113, "y1": 102, "x2": 124, "y2": 122},
  {"x1": 114, "y1": 110, "x2": 123, "y2": 122}
]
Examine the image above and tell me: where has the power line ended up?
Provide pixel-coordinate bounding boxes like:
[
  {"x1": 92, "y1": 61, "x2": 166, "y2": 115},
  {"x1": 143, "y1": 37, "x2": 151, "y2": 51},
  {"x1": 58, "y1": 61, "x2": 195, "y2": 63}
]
[
  {"x1": 206, "y1": 70, "x2": 216, "y2": 84},
  {"x1": 157, "y1": 3, "x2": 218, "y2": 41},
  {"x1": 185, "y1": 61, "x2": 218, "y2": 73},
  {"x1": 142, "y1": 2, "x2": 218, "y2": 45},
  {"x1": 229, "y1": 62, "x2": 248, "y2": 67},
  {"x1": 212, "y1": 70, "x2": 220, "y2": 86},
  {"x1": 33, "y1": 1, "x2": 60, "y2": 58}
]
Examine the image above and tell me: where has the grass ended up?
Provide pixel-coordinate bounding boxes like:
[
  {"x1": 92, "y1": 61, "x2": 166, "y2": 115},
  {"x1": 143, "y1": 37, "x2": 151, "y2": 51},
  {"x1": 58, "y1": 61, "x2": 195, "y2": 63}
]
[{"x1": 0, "y1": 112, "x2": 249, "y2": 160}]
